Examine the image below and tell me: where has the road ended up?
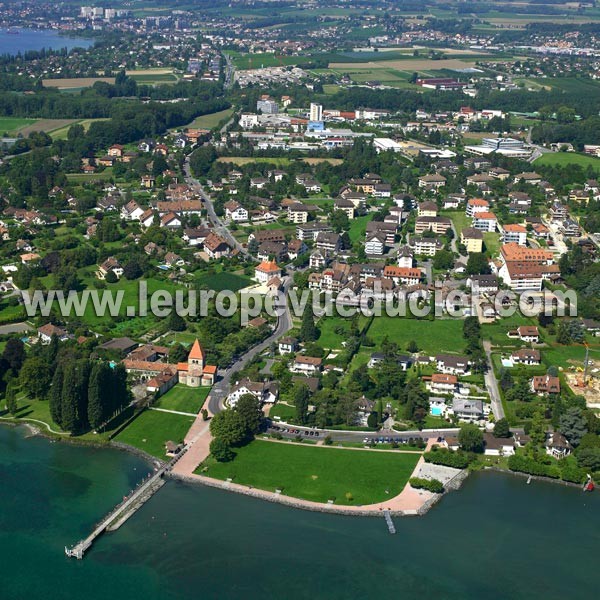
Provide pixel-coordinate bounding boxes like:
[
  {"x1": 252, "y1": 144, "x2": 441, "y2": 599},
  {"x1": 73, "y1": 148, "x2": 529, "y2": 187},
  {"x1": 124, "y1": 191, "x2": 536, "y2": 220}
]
[
  {"x1": 207, "y1": 280, "x2": 293, "y2": 414},
  {"x1": 267, "y1": 423, "x2": 460, "y2": 443},
  {"x1": 183, "y1": 157, "x2": 249, "y2": 257},
  {"x1": 483, "y1": 340, "x2": 505, "y2": 420}
]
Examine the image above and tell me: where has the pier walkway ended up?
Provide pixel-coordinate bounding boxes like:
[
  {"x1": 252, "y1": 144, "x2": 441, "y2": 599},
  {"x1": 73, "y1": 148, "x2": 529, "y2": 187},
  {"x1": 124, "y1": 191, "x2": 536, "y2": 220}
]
[{"x1": 65, "y1": 450, "x2": 187, "y2": 559}]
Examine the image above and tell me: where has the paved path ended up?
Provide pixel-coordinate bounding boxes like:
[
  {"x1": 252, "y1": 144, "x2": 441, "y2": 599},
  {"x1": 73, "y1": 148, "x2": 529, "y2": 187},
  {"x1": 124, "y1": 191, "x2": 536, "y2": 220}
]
[
  {"x1": 0, "y1": 322, "x2": 30, "y2": 335},
  {"x1": 483, "y1": 340, "x2": 505, "y2": 420},
  {"x1": 149, "y1": 407, "x2": 198, "y2": 417},
  {"x1": 174, "y1": 439, "x2": 438, "y2": 515}
]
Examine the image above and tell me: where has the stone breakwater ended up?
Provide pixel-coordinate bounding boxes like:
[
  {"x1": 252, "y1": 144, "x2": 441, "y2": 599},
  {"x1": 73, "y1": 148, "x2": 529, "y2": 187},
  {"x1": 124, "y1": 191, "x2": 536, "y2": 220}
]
[{"x1": 168, "y1": 469, "x2": 470, "y2": 518}]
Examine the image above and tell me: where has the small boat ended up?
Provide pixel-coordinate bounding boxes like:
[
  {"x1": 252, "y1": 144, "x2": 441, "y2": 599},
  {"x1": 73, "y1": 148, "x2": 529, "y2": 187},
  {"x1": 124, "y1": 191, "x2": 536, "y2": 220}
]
[
  {"x1": 583, "y1": 475, "x2": 595, "y2": 492},
  {"x1": 527, "y1": 476, "x2": 531, "y2": 485}
]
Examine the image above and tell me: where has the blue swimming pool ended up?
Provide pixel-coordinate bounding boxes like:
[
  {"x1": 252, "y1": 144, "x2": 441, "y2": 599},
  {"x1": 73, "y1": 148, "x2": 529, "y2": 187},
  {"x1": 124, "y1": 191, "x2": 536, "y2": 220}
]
[{"x1": 430, "y1": 406, "x2": 443, "y2": 417}]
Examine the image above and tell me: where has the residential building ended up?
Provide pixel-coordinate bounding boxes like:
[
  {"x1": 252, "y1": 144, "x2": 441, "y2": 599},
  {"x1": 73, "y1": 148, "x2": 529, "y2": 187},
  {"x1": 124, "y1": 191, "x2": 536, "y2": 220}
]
[
  {"x1": 460, "y1": 227, "x2": 483, "y2": 253},
  {"x1": 255, "y1": 260, "x2": 282, "y2": 285},
  {"x1": 228, "y1": 378, "x2": 279, "y2": 406},
  {"x1": 415, "y1": 216, "x2": 452, "y2": 235},
  {"x1": 436, "y1": 354, "x2": 470, "y2": 375},
  {"x1": 224, "y1": 200, "x2": 249, "y2": 222},
  {"x1": 502, "y1": 224, "x2": 527, "y2": 246},
  {"x1": 466, "y1": 198, "x2": 489, "y2": 217},
  {"x1": 291, "y1": 356, "x2": 323, "y2": 375},
  {"x1": 472, "y1": 212, "x2": 497, "y2": 233},
  {"x1": 531, "y1": 375, "x2": 560, "y2": 395}
]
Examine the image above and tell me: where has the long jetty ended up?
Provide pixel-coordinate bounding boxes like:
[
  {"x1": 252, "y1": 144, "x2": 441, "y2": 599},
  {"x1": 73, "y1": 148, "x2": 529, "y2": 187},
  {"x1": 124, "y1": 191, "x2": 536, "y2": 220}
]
[{"x1": 65, "y1": 448, "x2": 187, "y2": 559}]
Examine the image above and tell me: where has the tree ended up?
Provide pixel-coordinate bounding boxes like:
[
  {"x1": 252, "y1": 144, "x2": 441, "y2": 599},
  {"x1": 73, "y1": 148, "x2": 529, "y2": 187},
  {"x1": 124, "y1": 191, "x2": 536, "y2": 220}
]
[
  {"x1": 433, "y1": 250, "x2": 454, "y2": 270},
  {"x1": 458, "y1": 424, "x2": 484, "y2": 452},
  {"x1": 499, "y1": 369, "x2": 514, "y2": 392},
  {"x1": 529, "y1": 409, "x2": 547, "y2": 447},
  {"x1": 49, "y1": 363, "x2": 64, "y2": 426},
  {"x1": 560, "y1": 407, "x2": 588, "y2": 447},
  {"x1": 168, "y1": 343, "x2": 188, "y2": 364},
  {"x1": 493, "y1": 418, "x2": 511, "y2": 438},
  {"x1": 104, "y1": 270, "x2": 118, "y2": 284},
  {"x1": 299, "y1": 306, "x2": 319, "y2": 342},
  {"x1": 293, "y1": 383, "x2": 310, "y2": 425},
  {"x1": 235, "y1": 394, "x2": 263, "y2": 437},
  {"x1": 210, "y1": 437, "x2": 235, "y2": 462},
  {"x1": 19, "y1": 356, "x2": 52, "y2": 400},
  {"x1": 466, "y1": 253, "x2": 491, "y2": 275},
  {"x1": 5, "y1": 382, "x2": 17, "y2": 415},
  {"x1": 367, "y1": 411, "x2": 379, "y2": 429},
  {"x1": 2, "y1": 338, "x2": 26, "y2": 374},
  {"x1": 406, "y1": 340, "x2": 419, "y2": 353},
  {"x1": 123, "y1": 260, "x2": 143, "y2": 280},
  {"x1": 167, "y1": 312, "x2": 186, "y2": 332},
  {"x1": 209, "y1": 409, "x2": 246, "y2": 446}
]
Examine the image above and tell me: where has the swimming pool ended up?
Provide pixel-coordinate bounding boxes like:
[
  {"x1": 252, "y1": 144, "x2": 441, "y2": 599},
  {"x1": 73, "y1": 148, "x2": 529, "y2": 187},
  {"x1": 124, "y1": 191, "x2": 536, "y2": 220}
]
[{"x1": 430, "y1": 406, "x2": 443, "y2": 417}]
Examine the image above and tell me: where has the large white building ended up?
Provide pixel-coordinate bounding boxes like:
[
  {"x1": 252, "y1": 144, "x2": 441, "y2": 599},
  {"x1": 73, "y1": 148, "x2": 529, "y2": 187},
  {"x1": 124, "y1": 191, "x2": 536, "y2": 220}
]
[{"x1": 309, "y1": 102, "x2": 323, "y2": 122}]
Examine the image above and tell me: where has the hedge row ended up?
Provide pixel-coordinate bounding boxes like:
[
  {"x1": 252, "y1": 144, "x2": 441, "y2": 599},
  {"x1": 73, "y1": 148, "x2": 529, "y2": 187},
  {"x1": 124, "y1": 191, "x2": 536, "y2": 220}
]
[
  {"x1": 423, "y1": 448, "x2": 472, "y2": 469},
  {"x1": 409, "y1": 477, "x2": 444, "y2": 494}
]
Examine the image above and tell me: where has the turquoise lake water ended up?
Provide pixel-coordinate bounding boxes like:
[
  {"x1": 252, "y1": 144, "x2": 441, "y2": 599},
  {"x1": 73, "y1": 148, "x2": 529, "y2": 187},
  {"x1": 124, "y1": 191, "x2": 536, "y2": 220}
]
[{"x1": 1, "y1": 424, "x2": 599, "y2": 599}]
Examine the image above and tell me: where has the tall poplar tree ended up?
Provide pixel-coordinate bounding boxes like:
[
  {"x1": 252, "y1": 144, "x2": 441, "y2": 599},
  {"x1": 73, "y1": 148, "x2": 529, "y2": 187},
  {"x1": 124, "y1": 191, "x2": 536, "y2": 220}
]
[{"x1": 49, "y1": 363, "x2": 64, "y2": 426}]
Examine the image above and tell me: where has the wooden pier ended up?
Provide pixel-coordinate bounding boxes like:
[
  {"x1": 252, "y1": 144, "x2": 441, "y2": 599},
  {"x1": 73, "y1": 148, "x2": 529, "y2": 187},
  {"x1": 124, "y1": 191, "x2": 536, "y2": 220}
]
[
  {"x1": 65, "y1": 449, "x2": 186, "y2": 559},
  {"x1": 383, "y1": 509, "x2": 396, "y2": 534}
]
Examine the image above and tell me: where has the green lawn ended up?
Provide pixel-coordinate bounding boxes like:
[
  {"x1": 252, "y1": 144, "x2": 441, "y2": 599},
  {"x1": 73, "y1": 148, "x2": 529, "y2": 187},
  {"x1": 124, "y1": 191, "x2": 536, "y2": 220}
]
[
  {"x1": 269, "y1": 402, "x2": 296, "y2": 421},
  {"x1": 154, "y1": 384, "x2": 210, "y2": 414},
  {"x1": 114, "y1": 409, "x2": 195, "y2": 458},
  {"x1": 543, "y1": 343, "x2": 600, "y2": 370},
  {"x1": 367, "y1": 317, "x2": 465, "y2": 355},
  {"x1": 444, "y1": 210, "x2": 471, "y2": 236},
  {"x1": 534, "y1": 152, "x2": 600, "y2": 173},
  {"x1": 316, "y1": 315, "x2": 355, "y2": 349},
  {"x1": 196, "y1": 271, "x2": 253, "y2": 292},
  {"x1": 482, "y1": 314, "x2": 537, "y2": 347},
  {"x1": 0, "y1": 117, "x2": 37, "y2": 135},
  {"x1": 66, "y1": 168, "x2": 114, "y2": 183},
  {"x1": 200, "y1": 439, "x2": 420, "y2": 505},
  {"x1": 184, "y1": 108, "x2": 234, "y2": 130},
  {"x1": 348, "y1": 215, "x2": 372, "y2": 244}
]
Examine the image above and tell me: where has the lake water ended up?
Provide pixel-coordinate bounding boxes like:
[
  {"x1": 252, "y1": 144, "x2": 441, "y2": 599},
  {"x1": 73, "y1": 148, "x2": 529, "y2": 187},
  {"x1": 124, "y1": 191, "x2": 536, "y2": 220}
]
[
  {"x1": 1, "y1": 424, "x2": 599, "y2": 599},
  {"x1": 0, "y1": 28, "x2": 92, "y2": 56}
]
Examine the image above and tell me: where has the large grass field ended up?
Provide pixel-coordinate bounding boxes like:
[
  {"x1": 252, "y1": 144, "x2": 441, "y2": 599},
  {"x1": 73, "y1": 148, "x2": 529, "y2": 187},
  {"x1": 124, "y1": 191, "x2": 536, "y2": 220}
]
[
  {"x1": 196, "y1": 271, "x2": 253, "y2": 292},
  {"x1": 0, "y1": 117, "x2": 37, "y2": 135},
  {"x1": 184, "y1": 108, "x2": 234, "y2": 130},
  {"x1": 154, "y1": 385, "x2": 210, "y2": 414},
  {"x1": 367, "y1": 317, "x2": 465, "y2": 355},
  {"x1": 200, "y1": 439, "x2": 420, "y2": 505},
  {"x1": 114, "y1": 409, "x2": 195, "y2": 458},
  {"x1": 534, "y1": 152, "x2": 600, "y2": 173},
  {"x1": 316, "y1": 315, "x2": 355, "y2": 349}
]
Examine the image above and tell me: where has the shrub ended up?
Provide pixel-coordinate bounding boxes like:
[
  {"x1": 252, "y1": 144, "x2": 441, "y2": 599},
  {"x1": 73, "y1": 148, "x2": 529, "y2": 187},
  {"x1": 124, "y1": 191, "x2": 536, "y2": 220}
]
[
  {"x1": 507, "y1": 454, "x2": 560, "y2": 479},
  {"x1": 409, "y1": 477, "x2": 444, "y2": 493},
  {"x1": 424, "y1": 448, "x2": 472, "y2": 469}
]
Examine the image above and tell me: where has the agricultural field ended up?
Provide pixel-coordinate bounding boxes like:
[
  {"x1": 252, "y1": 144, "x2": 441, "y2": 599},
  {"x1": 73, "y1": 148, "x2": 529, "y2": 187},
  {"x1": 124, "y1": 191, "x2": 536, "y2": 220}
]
[
  {"x1": 42, "y1": 77, "x2": 115, "y2": 89},
  {"x1": 0, "y1": 117, "x2": 37, "y2": 135},
  {"x1": 216, "y1": 156, "x2": 291, "y2": 167},
  {"x1": 200, "y1": 439, "x2": 420, "y2": 505},
  {"x1": 114, "y1": 409, "x2": 195, "y2": 459}
]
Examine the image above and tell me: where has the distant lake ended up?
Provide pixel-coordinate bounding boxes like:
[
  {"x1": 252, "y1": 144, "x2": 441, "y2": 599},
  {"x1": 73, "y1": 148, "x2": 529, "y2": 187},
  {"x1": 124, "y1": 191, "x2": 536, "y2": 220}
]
[{"x1": 0, "y1": 28, "x2": 93, "y2": 56}]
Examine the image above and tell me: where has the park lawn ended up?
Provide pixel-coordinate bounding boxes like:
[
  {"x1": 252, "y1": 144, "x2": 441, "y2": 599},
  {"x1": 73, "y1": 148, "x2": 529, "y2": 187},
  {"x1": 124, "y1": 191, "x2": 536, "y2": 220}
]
[
  {"x1": 185, "y1": 108, "x2": 234, "y2": 130},
  {"x1": 114, "y1": 409, "x2": 195, "y2": 458},
  {"x1": 200, "y1": 439, "x2": 420, "y2": 505},
  {"x1": 534, "y1": 152, "x2": 600, "y2": 173},
  {"x1": 196, "y1": 271, "x2": 253, "y2": 292},
  {"x1": 367, "y1": 317, "x2": 465, "y2": 355},
  {"x1": 348, "y1": 215, "x2": 372, "y2": 244},
  {"x1": 154, "y1": 385, "x2": 210, "y2": 414},
  {"x1": 0, "y1": 117, "x2": 37, "y2": 135}
]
